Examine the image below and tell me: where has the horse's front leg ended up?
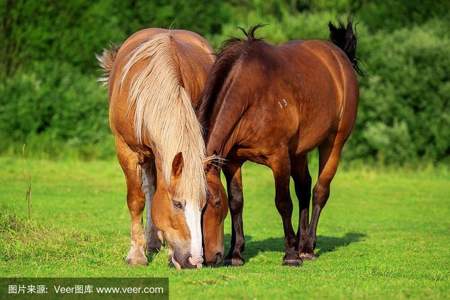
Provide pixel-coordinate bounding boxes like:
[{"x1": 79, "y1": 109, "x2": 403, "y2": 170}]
[
  {"x1": 142, "y1": 159, "x2": 162, "y2": 254},
  {"x1": 223, "y1": 162, "x2": 245, "y2": 266},
  {"x1": 270, "y1": 153, "x2": 302, "y2": 266},
  {"x1": 116, "y1": 137, "x2": 148, "y2": 266}
]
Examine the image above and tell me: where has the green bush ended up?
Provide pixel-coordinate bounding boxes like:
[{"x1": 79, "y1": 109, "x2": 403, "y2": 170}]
[
  {"x1": 345, "y1": 20, "x2": 450, "y2": 164},
  {"x1": 0, "y1": 0, "x2": 448, "y2": 165},
  {"x1": 0, "y1": 61, "x2": 114, "y2": 159}
]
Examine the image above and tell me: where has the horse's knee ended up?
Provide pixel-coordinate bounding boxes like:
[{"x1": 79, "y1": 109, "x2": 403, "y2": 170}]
[
  {"x1": 275, "y1": 197, "x2": 293, "y2": 215},
  {"x1": 313, "y1": 182, "x2": 330, "y2": 208},
  {"x1": 229, "y1": 197, "x2": 243, "y2": 213},
  {"x1": 298, "y1": 174, "x2": 312, "y2": 199},
  {"x1": 302, "y1": 172, "x2": 312, "y2": 189},
  {"x1": 127, "y1": 193, "x2": 145, "y2": 214}
]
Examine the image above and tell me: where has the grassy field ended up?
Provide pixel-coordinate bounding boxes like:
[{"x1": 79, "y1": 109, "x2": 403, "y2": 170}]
[{"x1": 0, "y1": 156, "x2": 449, "y2": 299}]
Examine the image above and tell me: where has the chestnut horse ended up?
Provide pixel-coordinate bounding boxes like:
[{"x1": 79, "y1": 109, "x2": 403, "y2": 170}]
[
  {"x1": 200, "y1": 22, "x2": 360, "y2": 266},
  {"x1": 98, "y1": 29, "x2": 218, "y2": 269}
]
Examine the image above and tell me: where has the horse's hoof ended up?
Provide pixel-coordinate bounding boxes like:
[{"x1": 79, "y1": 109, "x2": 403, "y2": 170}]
[
  {"x1": 224, "y1": 256, "x2": 245, "y2": 266},
  {"x1": 126, "y1": 249, "x2": 148, "y2": 266},
  {"x1": 126, "y1": 256, "x2": 148, "y2": 266},
  {"x1": 282, "y1": 257, "x2": 302, "y2": 267},
  {"x1": 299, "y1": 252, "x2": 317, "y2": 260}
]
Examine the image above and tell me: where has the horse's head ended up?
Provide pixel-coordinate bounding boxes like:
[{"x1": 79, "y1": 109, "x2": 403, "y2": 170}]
[
  {"x1": 151, "y1": 152, "x2": 205, "y2": 269},
  {"x1": 202, "y1": 167, "x2": 228, "y2": 266}
]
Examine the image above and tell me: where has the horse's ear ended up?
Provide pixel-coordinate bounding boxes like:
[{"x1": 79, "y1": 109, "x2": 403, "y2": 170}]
[{"x1": 171, "y1": 152, "x2": 184, "y2": 184}]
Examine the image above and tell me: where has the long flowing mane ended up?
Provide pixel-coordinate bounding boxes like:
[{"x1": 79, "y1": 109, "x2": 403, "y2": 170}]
[
  {"x1": 198, "y1": 25, "x2": 264, "y2": 140},
  {"x1": 120, "y1": 33, "x2": 207, "y2": 203}
]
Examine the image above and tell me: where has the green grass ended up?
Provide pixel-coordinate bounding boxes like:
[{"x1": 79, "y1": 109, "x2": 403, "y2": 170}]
[{"x1": 0, "y1": 156, "x2": 449, "y2": 299}]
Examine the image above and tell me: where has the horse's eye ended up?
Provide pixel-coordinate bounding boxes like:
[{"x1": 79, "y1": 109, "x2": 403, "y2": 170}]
[
  {"x1": 172, "y1": 200, "x2": 184, "y2": 210},
  {"x1": 214, "y1": 197, "x2": 221, "y2": 208}
]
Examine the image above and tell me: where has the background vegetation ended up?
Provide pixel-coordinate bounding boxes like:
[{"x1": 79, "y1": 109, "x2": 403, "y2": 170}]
[{"x1": 1, "y1": 0, "x2": 449, "y2": 165}]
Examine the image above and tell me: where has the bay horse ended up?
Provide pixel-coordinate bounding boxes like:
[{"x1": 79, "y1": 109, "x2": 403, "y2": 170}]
[
  {"x1": 97, "y1": 28, "x2": 225, "y2": 269},
  {"x1": 200, "y1": 22, "x2": 360, "y2": 266}
]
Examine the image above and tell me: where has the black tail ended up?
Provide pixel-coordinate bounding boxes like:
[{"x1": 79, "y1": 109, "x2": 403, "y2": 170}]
[{"x1": 328, "y1": 20, "x2": 362, "y2": 75}]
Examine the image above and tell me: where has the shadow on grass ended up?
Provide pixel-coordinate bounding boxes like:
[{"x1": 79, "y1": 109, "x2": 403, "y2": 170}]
[
  {"x1": 224, "y1": 232, "x2": 366, "y2": 261},
  {"x1": 314, "y1": 232, "x2": 366, "y2": 256}
]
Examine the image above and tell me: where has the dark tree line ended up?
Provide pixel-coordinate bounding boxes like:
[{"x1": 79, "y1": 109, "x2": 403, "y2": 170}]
[{"x1": 0, "y1": 0, "x2": 449, "y2": 164}]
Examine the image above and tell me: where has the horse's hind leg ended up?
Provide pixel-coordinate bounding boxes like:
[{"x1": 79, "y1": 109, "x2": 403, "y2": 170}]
[
  {"x1": 302, "y1": 135, "x2": 345, "y2": 258},
  {"x1": 223, "y1": 162, "x2": 245, "y2": 266},
  {"x1": 269, "y1": 152, "x2": 302, "y2": 266},
  {"x1": 142, "y1": 159, "x2": 162, "y2": 254},
  {"x1": 116, "y1": 137, "x2": 148, "y2": 265},
  {"x1": 291, "y1": 155, "x2": 312, "y2": 258}
]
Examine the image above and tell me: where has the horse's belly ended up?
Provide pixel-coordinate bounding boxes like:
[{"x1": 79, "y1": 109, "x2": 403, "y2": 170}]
[{"x1": 230, "y1": 147, "x2": 273, "y2": 166}]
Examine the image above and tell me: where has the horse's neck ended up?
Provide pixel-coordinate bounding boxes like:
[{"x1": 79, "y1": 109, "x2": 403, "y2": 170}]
[{"x1": 206, "y1": 92, "x2": 246, "y2": 158}]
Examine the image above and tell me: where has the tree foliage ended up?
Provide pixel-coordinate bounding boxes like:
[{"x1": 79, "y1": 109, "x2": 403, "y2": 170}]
[{"x1": 0, "y1": 0, "x2": 448, "y2": 163}]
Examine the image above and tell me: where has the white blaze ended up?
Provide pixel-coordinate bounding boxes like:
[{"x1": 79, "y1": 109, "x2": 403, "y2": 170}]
[{"x1": 184, "y1": 201, "x2": 203, "y2": 262}]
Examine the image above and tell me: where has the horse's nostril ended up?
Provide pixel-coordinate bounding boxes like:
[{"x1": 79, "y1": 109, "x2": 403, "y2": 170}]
[{"x1": 188, "y1": 256, "x2": 203, "y2": 267}]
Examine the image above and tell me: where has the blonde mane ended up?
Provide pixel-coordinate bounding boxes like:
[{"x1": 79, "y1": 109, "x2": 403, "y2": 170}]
[{"x1": 120, "y1": 33, "x2": 207, "y2": 204}]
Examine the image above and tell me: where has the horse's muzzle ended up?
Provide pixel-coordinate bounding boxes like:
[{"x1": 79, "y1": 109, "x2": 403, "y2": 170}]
[{"x1": 171, "y1": 251, "x2": 203, "y2": 269}]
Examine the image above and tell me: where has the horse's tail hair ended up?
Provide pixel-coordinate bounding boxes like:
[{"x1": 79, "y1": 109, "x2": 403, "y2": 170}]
[
  {"x1": 328, "y1": 20, "x2": 362, "y2": 75},
  {"x1": 96, "y1": 44, "x2": 120, "y2": 86}
]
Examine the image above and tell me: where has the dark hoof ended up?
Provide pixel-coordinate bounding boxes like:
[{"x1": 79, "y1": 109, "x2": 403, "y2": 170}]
[
  {"x1": 224, "y1": 256, "x2": 245, "y2": 266},
  {"x1": 282, "y1": 254, "x2": 302, "y2": 266},
  {"x1": 299, "y1": 252, "x2": 317, "y2": 260}
]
